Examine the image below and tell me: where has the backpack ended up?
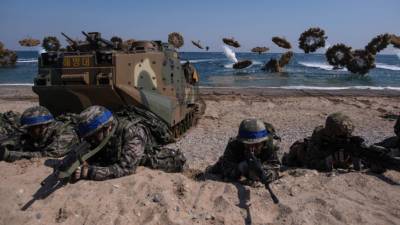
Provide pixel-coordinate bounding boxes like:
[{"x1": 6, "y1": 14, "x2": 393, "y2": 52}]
[
  {"x1": 116, "y1": 106, "x2": 173, "y2": 145},
  {"x1": 142, "y1": 145, "x2": 186, "y2": 173}
]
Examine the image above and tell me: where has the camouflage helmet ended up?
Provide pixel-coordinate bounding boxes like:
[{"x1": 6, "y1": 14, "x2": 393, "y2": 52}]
[
  {"x1": 237, "y1": 119, "x2": 270, "y2": 144},
  {"x1": 394, "y1": 116, "x2": 400, "y2": 137},
  {"x1": 20, "y1": 106, "x2": 54, "y2": 128},
  {"x1": 324, "y1": 112, "x2": 354, "y2": 137},
  {"x1": 77, "y1": 105, "x2": 114, "y2": 138}
]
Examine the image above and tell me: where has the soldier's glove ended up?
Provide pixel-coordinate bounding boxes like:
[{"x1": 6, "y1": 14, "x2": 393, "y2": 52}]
[{"x1": 72, "y1": 161, "x2": 89, "y2": 182}]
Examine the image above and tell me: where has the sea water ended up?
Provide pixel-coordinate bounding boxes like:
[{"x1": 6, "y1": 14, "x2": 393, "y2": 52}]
[{"x1": 1, "y1": 51, "x2": 400, "y2": 90}]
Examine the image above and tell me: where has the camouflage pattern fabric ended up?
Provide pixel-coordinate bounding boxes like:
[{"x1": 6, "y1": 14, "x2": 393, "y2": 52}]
[
  {"x1": 20, "y1": 106, "x2": 54, "y2": 128},
  {"x1": 85, "y1": 117, "x2": 185, "y2": 181},
  {"x1": 0, "y1": 111, "x2": 21, "y2": 137},
  {"x1": 208, "y1": 137, "x2": 281, "y2": 183},
  {"x1": 373, "y1": 117, "x2": 400, "y2": 157},
  {"x1": 283, "y1": 113, "x2": 366, "y2": 171},
  {"x1": 0, "y1": 121, "x2": 77, "y2": 162},
  {"x1": 116, "y1": 106, "x2": 173, "y2": 145}
]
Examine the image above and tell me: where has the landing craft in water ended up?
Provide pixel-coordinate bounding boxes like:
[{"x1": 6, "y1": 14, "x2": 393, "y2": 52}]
[
  {"x1": 33, "y1": 31, "x2": 203, "y2": 138},
  {"x1": 298, "y1": 27, "x2": 327, "y2": 53},
  {"x1": 0, "y1": 41, "x2": 17, "y2": 67},
  {"x1": 191, "y1": 40, "x2": 204, "y2": 49},
  {"x1": 390, "y1": 34, "x2": 400, "y2": 49},
  {"x1": 346, "y1": 49, "x2": 375, "y2": 75},
  {"x1": 272, "y1": 37, "x2": 291, "y2": 49},
  {"x1": 19, "y1": 38, "x2": 41, "y2": 47},
  {"x1": 365, "y1": 33, "x2": 391, "y2": 55},
  {"x1": 262, "y1": 51, "x2": 293, "y2": 73},
  {"x1": 325, "y1": 44, "x2": 352, "y2": 69},
  {"x1": 251, "y1": 47, "x2": 269, "y2": 54},
  {"x1": 222, "y1": 37, "x2": 240, "y2": 48},
  {"x1": 233, "y1": 60, "x2": 252, "y2": 69},
  {"x1": 168, "y1": 32, "x2": 184, "y2": 49}
]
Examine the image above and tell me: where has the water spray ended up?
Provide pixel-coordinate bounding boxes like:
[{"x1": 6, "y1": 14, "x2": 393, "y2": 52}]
[{"x1": 222, "y1": 45, "x2": 238, "y2": 63}]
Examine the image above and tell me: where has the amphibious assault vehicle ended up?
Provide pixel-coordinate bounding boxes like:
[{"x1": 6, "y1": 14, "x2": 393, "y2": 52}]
[{"x1": 33, "y1": 31, "x2": 202, "y2": 137}]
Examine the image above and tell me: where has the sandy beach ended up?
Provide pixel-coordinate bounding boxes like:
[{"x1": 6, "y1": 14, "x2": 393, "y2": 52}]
[{"x1": 0, "y1": 86, "x2": 399, "y2": 225}]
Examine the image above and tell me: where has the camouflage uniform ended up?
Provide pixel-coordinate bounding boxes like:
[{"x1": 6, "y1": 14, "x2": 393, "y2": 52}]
[
  {"x1": 208, "y1": 119, "x2": 281, "y2": 183},
  {"x1": 373, "y1": 117, "x2": 400, "y2": 157},
  {"x1": 0, "y1": 106, "x2": 76, "y2": 162},
  {"x1": 74, "y1": 106, "x2": 185, "y2": 181},
  {"x1": 85, "y1": 119, "x2": 151, "y2": 180},
  {"x1": 283, "y1": 113, "x2": 365, "y2": 171},
  {"x1": 0, "y1": 111, "x2": 21, "y2": 137}
]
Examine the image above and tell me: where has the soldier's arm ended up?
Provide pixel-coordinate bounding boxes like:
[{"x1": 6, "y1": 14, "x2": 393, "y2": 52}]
[
  {"x1": 220, "y1": 140, "x2": 242, "y2": 179},
  {"x1": 0, "y1": 136, "x2": 43, "y2": 162},
  {"x1": 86, "y1": 125, "x2": 147, "y2": 181},
  {"x1": 2, "y1": 150, "x2": 42, "y2": 162},
  {"x1": 260, "y1": 144, "x2": 281, "y2": 182},
  {"x1": 41, "y1": 127, "x2": 77, "y2": 158}
]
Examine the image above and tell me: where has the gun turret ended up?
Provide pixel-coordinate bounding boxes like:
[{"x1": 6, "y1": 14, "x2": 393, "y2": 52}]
[
  {"x1": 61, "y1": 32, "x2": 78, "y2": 50},
  {"x1": 81, "y1": 31, "x2": 114, "y2": 50}
]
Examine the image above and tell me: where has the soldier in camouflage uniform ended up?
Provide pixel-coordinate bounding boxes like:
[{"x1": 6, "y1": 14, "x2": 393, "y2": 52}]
[
  {"x1": 282, "y1": 112, "x2": 366, "y2": 171},
  {"x1": 0, "y1": 106, "x2": 77, "y2": 162},
  {"x1": 373, "y1": 117, "x2": 400, "y2": 158},
  {"x1": 208, "y1": 119, "x2": 281, "y2": 184},
  {"x1": 72, "y1": 105, "x2": 185, "y2": 181}
]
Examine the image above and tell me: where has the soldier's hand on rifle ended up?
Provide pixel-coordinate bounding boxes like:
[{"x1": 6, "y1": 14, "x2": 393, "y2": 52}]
[
  {"x1": 72, "y1": 161, "x2": 89, "y2": 182},
  {"x1": 325, "y1": 150, "x2": 351, "y2": 170}
]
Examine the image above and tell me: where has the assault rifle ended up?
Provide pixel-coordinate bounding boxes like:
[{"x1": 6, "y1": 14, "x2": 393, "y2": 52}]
[
  {"x1": 326, "y1": 136, "x2": 400, "y2": 172},
  {"x1": 21, "y1": 141, "x2": 91, "y2": 211},
  {"x1": 246, "y1": 152, "x2": 280, "y2": 204}
]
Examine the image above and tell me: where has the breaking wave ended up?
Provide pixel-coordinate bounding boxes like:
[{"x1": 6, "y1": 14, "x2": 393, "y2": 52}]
[
  {"x1": 199, "y1": 85, "x2": 400, "y2": 91},
  {"x1": 298, "y1": 62, "x2": 347, "y2": 71},
  {"x1": 375, "y1": 63, "x2": 400, "y2": 71},
  {"x1": 299, "y1": 61, "x2": 400, "y2": 71},
  {"x1": 17, "y1": 58, "x2": 38, "y2": 63},
  {"x1": 180, "y1": 59, "x2": 220, "y2": 64}
]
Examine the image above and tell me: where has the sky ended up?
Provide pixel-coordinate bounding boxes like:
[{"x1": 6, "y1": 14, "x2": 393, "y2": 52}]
[{"x1": 0, "y1": 0, "x2": 399, "y2": 53}]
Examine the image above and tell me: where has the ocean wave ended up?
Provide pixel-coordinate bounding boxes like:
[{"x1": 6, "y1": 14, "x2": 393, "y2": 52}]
[
  {"x1": 180, "y1": 59, "x2": 219, "y2": 64},
  {"x1": 375, "y1": 63, "x2": 400, "y2": 71},
  {"x1": 300, "y1": 61, "x2": 400, "y2": 72},
  {"x1": 0, "y1": 83, "x2": 34, "y2": 86},
  {"x1": 17, "y1": 58, "x2": 38, "y2": 63},
  {"x1": 199, "y1": 85, "x2": 400, "y2": 91},
  {"x1": 277, "y1": 85, "x2": 400, "y2": 90},
  {"x1": 298, "y1": 62, "x2": 347, "y2": 71},
  {"x1": 224, "y1": 63, "x2": 234, "y2": 68}
]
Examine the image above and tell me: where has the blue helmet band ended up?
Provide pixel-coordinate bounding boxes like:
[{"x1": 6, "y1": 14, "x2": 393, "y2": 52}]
[
  {"x1": 21, "y1": 115, "x2": 54, "y2": 126},
  {"x1": 239, "y1": 129, "x2": 269, "y2": 139},
  {"x1": 78, "y1": 110, "x2": 113, "y2": 137}
]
